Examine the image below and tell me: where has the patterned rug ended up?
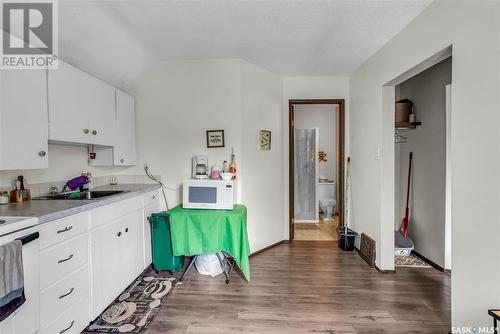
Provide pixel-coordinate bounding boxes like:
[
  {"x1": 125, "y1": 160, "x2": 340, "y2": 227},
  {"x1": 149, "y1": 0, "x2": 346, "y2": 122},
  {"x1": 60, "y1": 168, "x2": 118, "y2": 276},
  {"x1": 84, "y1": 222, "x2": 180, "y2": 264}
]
[
  {"x1": 395, "y1": 253, "x2": 431, "y2": 268},
  {"x1": 84, "y1": 276, "x2": 176, "y2": 333}
]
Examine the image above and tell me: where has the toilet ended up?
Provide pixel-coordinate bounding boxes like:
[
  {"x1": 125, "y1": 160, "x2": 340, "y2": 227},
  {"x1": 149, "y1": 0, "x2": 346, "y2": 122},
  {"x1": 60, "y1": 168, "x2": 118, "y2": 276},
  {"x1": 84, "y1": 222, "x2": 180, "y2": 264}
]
[
  {"x1": 319, "y1": 198, "x2": 336, "y2": 220},
  {"x1": 318, "y1": 181, "x2": 336, "y2": 220}
]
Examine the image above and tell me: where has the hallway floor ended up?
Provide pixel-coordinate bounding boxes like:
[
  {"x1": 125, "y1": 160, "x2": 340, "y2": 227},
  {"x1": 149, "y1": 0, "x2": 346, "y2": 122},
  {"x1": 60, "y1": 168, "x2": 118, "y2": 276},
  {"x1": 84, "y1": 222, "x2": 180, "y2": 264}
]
[
  {"x1": 145, "y1": 241, "x2": 451, "y2": 333},
  {"x1": 294, "y1": 215, "x2": 339, "y2": 240}
]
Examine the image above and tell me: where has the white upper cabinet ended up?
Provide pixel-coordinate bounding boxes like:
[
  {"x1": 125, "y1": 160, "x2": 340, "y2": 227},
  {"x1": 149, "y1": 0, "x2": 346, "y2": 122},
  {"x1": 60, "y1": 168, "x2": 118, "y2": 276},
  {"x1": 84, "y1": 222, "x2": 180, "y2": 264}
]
[
  {"x1": 113, "y1": 90, "x2": 137, "y2": 166},
  {"x1": 0, "y1": 59, "x2": 136, "y2": 169},
  {"x1": 0, "y1": 69, "x2": 49, "y2": 170},
  {"x1": 88, "y1": 90, "x2": 137, "y2": 167},
  {"x1": 87, "y1": 77, "x2": 116, "y2": 146},
  {"x1": 47, "y1": 61, "x2": 90, "y2": 144},
  {"x1": 48, "y1": 60, "x2": 116, "y2": 146}
]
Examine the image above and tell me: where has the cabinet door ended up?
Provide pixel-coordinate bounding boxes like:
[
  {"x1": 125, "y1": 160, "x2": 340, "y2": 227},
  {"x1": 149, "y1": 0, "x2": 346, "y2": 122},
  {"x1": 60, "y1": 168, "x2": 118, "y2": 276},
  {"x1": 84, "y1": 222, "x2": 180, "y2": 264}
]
[
  {"x1": 90, "y1": 219, "x2": 123, "y2": 319},
  {"x1": 47, "y1": 61, "x2": 90, "y2": 144},
  {"x1": 143, "y1": 201, "x2": 159, "y2": 268},
  {"x1": 120, "y1": 210, "x2": 144, "y2": 280},
  {"x1": 88, "y1": 78, "x2": 115, "y2": 146},
  {"x1": 113, "y1": 90, "x2": 136, "y2": 166},
  {"x1": 0, "y1": 69, "x2": 48, "y2": 170}
]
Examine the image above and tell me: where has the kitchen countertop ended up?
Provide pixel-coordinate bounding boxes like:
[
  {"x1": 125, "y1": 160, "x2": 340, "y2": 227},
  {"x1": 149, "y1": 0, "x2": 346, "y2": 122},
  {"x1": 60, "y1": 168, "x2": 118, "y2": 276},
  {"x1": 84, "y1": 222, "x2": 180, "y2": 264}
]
[{"x1": 0, "y1": 184, "x2": 161, "y2": 224}]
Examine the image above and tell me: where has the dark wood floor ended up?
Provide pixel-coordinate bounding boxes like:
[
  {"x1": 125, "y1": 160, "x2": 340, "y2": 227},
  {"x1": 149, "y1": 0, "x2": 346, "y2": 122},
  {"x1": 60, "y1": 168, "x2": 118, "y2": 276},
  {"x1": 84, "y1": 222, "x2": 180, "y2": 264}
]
[{"x1": 145, "y1": 241, "x2": 451, "y2": 334}]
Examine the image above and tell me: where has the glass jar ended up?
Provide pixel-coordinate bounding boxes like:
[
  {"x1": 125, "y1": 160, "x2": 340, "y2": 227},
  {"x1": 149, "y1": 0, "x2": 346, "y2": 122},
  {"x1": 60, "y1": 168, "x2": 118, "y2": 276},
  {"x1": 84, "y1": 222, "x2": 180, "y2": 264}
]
[{"x1": 0, "y1": 191, "x2": 9, "y2": 204}]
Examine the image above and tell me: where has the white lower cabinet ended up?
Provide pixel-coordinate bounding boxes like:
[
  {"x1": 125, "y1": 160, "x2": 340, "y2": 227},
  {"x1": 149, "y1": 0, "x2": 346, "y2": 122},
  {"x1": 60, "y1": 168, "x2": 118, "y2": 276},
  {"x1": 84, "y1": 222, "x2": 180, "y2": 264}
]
[
  {"x1": 40, "y1": 266, "x2": 89, "y2": 330},
  {"x1": 120, "y1": 211, "x2": 144, "y2": 283},
  {"x1": 40, "y1": 290, "x2": 89, "y2": 334},
  {"x1": 38, "y1": 213, "x2": 90, "y2": 334},
  {"x1": 30, "y1": 191, "x2": 159, "y2": 332},
  {"x1": 90, "y1": 198, "x2": 151, "y2": 319},
  {"x1": 39, "y1": 234, "x2": 88, "y2": 291},
  {"x1": 143, "y1": 201, "x2": 159, "y2": 267},
  {"x1": 142, "y1": 190, "x2": 160, "y2": 268}
]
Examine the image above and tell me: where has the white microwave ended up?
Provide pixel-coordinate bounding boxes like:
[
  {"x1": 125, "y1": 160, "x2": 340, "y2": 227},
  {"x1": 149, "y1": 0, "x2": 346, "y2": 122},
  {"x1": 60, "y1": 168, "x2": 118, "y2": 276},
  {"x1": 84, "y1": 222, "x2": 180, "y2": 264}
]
[{"x1": 182, "y1": 179, "x2": 235, "y2": 210}]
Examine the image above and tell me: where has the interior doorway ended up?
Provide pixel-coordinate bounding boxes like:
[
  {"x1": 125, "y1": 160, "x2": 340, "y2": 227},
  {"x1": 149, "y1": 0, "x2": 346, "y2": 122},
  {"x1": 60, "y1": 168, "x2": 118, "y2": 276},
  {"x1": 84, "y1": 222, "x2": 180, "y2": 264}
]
[
  {"x1": 288, "y1": 99, "x2": 345, "y2": 241},
  {"x1": 393, "y1": 57, "x2": 452, "y2": 271}
]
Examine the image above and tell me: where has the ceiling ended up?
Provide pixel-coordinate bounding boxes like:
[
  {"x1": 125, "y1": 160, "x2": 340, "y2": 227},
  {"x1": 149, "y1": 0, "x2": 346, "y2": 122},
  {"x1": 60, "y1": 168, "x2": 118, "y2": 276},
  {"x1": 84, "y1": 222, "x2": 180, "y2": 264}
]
[{"x1": 58, "y1": 0, "x2": 431, "y2": 88}]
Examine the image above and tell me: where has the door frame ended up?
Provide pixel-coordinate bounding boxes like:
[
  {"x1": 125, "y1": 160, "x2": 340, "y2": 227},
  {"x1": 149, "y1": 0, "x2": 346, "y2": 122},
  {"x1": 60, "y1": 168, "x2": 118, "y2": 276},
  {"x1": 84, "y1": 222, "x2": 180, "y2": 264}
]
[{"x1": 289, "y1": 99, "x2": 346, "y2": 241}]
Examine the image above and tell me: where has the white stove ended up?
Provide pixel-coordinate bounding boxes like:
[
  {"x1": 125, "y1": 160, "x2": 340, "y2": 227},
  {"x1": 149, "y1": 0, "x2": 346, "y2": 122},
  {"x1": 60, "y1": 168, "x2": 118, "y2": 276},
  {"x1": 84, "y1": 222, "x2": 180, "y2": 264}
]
[
  {"x1": 0, "y1": 216, "x2": 40, "y2": 334},
  {"x1": 0, "y1": 216, "x2": 38, "y2": 237}
]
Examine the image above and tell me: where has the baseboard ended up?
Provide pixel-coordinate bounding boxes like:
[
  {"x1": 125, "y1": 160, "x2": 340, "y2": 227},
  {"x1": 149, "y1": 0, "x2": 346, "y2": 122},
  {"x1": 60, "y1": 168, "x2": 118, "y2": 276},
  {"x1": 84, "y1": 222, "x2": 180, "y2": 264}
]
[
  {"x1": 412, "y1": 250, "x2": 451, "y2": 273},
  {"x1": 374, "y1": 264, "x2": 396, "y2": 274},
  {"x1": 250, "y1": 240, "x2": 285, "y2": 257}
]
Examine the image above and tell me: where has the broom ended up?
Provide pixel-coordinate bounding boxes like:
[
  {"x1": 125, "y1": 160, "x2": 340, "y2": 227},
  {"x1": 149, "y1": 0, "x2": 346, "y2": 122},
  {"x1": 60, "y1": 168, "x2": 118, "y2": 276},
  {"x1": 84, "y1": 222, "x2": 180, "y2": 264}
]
[{"x1": 399, "y1": 152, "x2": 413, "y2": 238}]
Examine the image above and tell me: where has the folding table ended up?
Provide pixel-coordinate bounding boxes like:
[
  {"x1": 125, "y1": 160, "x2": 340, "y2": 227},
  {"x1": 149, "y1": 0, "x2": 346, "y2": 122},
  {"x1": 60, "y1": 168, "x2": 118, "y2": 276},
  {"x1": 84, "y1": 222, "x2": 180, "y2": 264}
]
[{"x1": 167, "y1": 204, "x2": 250, "y2": 283}]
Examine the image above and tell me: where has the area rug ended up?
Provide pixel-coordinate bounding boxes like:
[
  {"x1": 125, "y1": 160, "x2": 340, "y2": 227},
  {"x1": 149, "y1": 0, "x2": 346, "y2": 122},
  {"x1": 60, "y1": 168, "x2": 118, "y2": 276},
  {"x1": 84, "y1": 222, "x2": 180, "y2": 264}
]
[
  {"x1": 395, "y1": 253, "x2": 431, "y2": 268},
  {"x1": 84, "y1": 276, "x2": 176, "y2": 333}
]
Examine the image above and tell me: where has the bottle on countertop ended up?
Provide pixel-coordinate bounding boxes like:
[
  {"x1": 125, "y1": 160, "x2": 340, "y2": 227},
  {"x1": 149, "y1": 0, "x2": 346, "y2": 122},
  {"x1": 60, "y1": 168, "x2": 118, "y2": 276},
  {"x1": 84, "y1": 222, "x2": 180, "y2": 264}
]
[
  {"x1": 229, "y1": 148, "x2": 237, "y2": 180},
  {"x1": 81, "y1": 170, "x2": 93, "y2": 190},
  {"x1": 222, "y1": 160, "x2": 229, "y2": 173}
]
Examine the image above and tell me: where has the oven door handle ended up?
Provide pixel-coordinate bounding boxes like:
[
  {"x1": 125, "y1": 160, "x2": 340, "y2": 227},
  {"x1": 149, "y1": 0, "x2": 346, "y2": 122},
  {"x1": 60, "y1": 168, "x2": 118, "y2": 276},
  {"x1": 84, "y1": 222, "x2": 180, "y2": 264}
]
[{"x1": 16, "y1": 232, "x2": 39, "y2": 245}]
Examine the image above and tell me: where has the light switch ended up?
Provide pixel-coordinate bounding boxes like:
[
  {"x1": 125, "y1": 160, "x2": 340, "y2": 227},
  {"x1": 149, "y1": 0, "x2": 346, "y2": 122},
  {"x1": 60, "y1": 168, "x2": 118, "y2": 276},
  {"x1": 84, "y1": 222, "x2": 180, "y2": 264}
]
[{"x1": 375, "y1": 147, "x2": 381, "y2": 160}]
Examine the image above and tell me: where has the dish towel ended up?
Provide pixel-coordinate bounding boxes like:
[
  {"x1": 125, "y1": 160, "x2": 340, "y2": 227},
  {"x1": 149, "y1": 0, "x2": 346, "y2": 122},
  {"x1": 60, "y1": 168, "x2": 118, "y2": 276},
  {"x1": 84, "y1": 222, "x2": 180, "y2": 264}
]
[{"x1": 0, "y1": 240, "x2": 25, "y2": 322}]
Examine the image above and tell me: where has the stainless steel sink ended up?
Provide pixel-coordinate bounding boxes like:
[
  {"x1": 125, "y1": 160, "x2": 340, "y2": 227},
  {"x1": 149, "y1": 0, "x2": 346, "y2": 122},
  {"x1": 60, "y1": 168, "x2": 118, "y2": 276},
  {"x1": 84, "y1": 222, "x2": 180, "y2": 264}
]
[{"x1": 34, "y1": 190, "x2": 125, "y2": 200}]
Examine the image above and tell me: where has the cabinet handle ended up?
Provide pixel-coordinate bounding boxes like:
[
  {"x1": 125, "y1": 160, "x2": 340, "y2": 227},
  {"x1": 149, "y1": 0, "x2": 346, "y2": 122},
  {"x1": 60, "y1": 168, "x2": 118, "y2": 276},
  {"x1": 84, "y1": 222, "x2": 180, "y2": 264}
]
[
  {"x1": 117, "y1": 231, "x2": 122, "y2": 237},
  {"x1": 59, "y1": 287, "x2": 74, "y2": 299},
  {"x1": 92, "y1": 130, "x2": 97, "y2": 135},
  {"x1": 59, "y1": 320, "x2": 74, "y2": 334},
  {"x1": 125, "y1": 227, "x2": 129, "y2": 233},
  {"x1": 38, "y1": 150, "x2": 46, "y2": 157},
  {"x1": 57, "y1": 226, "x2": 73, "y2": 234},
  {"x1": 58, "y1": 254, "x2": 74, "y2": 264},
  {"x1": 83, "y1": 129, "x2": 89, "y2": 134}
]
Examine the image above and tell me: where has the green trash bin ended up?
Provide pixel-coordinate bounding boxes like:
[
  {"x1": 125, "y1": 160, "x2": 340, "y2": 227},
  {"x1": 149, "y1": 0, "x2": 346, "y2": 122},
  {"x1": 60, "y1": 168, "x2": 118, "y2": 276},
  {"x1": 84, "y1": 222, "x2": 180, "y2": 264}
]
[{"x1": 149, "y1": 212, "x2": 185, "y2": 272}]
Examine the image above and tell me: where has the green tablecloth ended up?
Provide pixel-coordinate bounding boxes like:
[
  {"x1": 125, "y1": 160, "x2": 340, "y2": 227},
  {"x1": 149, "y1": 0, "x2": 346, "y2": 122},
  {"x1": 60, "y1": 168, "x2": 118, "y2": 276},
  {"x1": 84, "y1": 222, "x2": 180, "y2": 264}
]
[{"x1": 168, "y1": 204, "x2": 251, "y2": 281}]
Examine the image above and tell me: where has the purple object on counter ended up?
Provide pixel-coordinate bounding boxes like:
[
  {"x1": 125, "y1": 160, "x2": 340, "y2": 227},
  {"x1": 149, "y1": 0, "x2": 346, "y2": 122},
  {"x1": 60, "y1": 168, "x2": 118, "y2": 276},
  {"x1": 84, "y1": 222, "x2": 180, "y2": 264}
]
[{"x1": 65, "y1": 176, "x2": 89, "y2": 191}]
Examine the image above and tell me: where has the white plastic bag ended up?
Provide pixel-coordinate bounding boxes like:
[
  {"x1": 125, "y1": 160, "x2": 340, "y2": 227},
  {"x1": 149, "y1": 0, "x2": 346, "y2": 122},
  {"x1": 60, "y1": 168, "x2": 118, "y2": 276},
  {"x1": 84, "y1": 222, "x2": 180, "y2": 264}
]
[{"x1": 195, "y1": 253, "x2": 223, "y2": 277}]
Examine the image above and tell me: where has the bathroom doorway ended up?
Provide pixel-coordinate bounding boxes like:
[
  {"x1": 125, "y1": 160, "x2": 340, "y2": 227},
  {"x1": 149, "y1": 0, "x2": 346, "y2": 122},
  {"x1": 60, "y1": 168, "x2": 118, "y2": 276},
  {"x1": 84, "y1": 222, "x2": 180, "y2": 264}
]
[{"x1": 289, "y1": 99, "x2": 345, "y2": 241}]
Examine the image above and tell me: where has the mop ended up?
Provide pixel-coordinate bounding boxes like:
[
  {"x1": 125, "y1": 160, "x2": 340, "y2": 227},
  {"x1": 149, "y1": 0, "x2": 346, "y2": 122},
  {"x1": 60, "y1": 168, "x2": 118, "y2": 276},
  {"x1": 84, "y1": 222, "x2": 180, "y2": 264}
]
[
  {"x1": 339, "y1": 157, "x2": 357, "y2": 251},
  {"x1": 344, "y1": 157, "x2": 351, "y2": 235},
  {"x1": 395, "y1": 152, "x2": 414, "y2": 256}
]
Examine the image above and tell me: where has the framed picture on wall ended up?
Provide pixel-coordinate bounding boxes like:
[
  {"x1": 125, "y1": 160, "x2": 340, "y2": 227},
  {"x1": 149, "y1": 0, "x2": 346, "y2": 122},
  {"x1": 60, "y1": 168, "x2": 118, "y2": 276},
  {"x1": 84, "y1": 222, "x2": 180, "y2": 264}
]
[
  {"x1": 206, "y1": 130, "x2": 225, "y2": 148},
  {"x1": 259, "y1": 130, "x2": 271, "y2": 150}
]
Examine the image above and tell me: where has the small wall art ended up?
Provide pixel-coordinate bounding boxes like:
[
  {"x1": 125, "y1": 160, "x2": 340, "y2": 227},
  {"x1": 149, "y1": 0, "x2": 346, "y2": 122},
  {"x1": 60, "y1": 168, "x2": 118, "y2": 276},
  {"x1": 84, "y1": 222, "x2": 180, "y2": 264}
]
[
  {"x1": 206, "y1": 130, "x2": 225, "y2": 148},
  {"x1": 259, "y1": 130, "x2": 271, "y2": 150}
]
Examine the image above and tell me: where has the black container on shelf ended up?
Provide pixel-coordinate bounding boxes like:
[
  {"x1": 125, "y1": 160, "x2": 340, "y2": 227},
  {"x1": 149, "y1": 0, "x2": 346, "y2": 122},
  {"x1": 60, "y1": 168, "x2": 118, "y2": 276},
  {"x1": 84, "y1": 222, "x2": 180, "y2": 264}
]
[{"x1": 337, "y1": 227, "x2": 358, "y2": 252}]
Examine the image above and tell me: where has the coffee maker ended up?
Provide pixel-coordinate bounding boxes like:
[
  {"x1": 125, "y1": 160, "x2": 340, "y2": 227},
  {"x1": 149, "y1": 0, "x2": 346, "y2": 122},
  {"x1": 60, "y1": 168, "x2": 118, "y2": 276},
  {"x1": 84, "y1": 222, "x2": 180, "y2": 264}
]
[{"x1": 192, "y1": 155, "x2": 209, "y2": 179}]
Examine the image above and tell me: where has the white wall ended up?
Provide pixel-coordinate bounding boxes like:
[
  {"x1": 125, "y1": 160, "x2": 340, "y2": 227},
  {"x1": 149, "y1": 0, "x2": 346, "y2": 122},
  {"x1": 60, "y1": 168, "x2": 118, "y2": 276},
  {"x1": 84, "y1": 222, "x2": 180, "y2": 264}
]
[
  {"x1": 395, "y1": 57, "x2": 451, "y2": 268},
  {"x1": 349, "y1": 1, "x2": 500, "y2": 327},
  {"x1": 282, "y1": 77, "x2": 349, "y2": 238},
  {"x1": 124, "y1": 59, "x2": 243, "y2": 207},
  {"x1": 295, "y1": 104, "x2": 337, "y2": 182},
  {"x1": 240, "y1": 61, "x2": 283, "y2": 252},
  {"x1": 125, "y1": 59, "x2": 283, "y2": 253}
]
